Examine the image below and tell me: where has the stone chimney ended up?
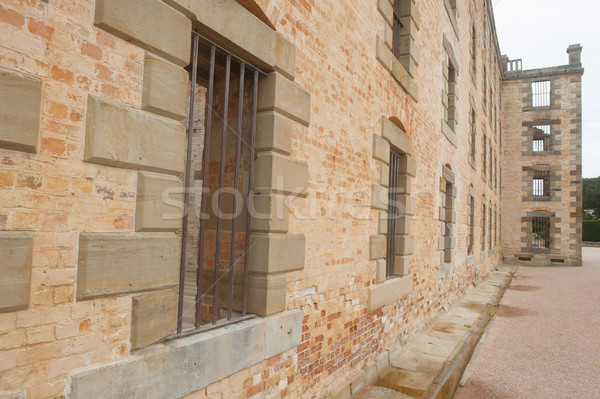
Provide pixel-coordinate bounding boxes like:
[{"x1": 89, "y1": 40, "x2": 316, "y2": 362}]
[{"x1": 567, "y1": 44, "x2": 583, "y2": 66}]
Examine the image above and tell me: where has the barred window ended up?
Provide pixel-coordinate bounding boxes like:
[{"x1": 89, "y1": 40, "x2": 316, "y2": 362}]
[
  {"x1": 468, "y1": 193, "x2": 475, "y2": 255},
  {"x1": 482, "y1": 200, "x2": 487, "y2": 251},
  {"x1": 469, "y1": 109, "x2": 476, "y2": 162},
  {"x1": 392, "y1": 0, "x2": 404, "y2": 60},
  {"x1": 532, "y1": 217, "x2": 550, "y2": 249},
  {"x1": 532, "y1": 81, "x2": 551, "y2": 107},
  {"x1": 533, "y1": 170, "x2": 550, "y2": 197},
  {"x1": 532, "y1": 125, "x2": 551, "y2": 152}
]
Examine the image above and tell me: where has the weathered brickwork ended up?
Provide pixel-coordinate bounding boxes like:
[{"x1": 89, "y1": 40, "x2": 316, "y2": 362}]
[{"x1": 0, "y1": 0, "x2": 579, "y2": 398}]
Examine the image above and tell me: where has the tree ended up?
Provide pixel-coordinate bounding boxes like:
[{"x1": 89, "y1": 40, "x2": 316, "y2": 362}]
[{"x1": 583, "y1": 177, "x2": 600, "y2": 219}]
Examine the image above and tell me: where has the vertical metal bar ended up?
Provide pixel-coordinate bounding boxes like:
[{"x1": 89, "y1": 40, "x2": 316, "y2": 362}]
[
  {"x1": 242, "y1": 70, "x2": 259, "y2": 317},
  {"x1": 386, "y1": 152, "x2": 393, "y2": 277},
  {"x1": 227, "y1": 63, "x2": 245, "y2": 321},
  {"x1": 391, "y1": 153, "x2": 399, "y2": 275},
  {"x1": 213, "y1": 53, "x2": 232, "y2": 325},
  {"x1": 195, "y1": 44, "x2": 217, "y2": 329},
  {"x1": 177, "y1": 33, "x2": 200, "y2": 334}
]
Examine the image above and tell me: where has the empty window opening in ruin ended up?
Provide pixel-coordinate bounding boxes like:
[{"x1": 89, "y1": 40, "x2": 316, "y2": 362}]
[
  {"x1": 532, "y1": 217, "x2": 550, "y2": 249},
  {"x1": 533, "y1": 170, "x2": 550, "y2": 197},
  {"x1": 532, "y1": 124, "x2": 551, "y2": 152},
  {"x1": 386, "y1": 150, "x2": 403, "y2": 278},
  {"x1": 532, "y1": 80, "x2": 551, "y2": 107},
  {"x1": 176, "y1": 32, "x2": 263, "y2": 337}
]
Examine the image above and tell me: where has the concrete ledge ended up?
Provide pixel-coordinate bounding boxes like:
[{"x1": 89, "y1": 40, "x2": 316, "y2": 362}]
[
  {"x1": 70, "y1": 310, "x2": 303, "y2": 399},
  {"x1": 77, "y1": 233, "x2": 180, "y2": 299},
  {"x1": 84, "y1": 96, "x2": 186, "y2": 175},
  {"x1": 135, "y1": 172, "x2": 183, "y2": 232},
  {"x1": 258, "y1": 72, "x2": 311, "y2": 127},
  {"x1": 0, "y1": 231, "x2": 33, "y2": 313},
  {"x1": 131, "y1": 290, "x2": 178, "y2": 350},
  {"x1": 94, "y1": 0, "x2": 191, "y2": 67},
  {"x1": 368, "y1": 275, "x2": 412, "y2": 311},
  {"x1": 249, "y1": 233, "x2": 305, "y2": 275},
  {"x1": 0, "y1": 66, "x2": 41, "y2": 153},
  {"x1": 142, "y1": 53, "x2": 189, "y2": 120}
]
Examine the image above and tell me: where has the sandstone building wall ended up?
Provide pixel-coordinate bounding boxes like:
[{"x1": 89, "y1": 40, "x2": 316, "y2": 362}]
[
  {"x1": 501, "y1": 47, "x2": 584, "y2": 266},
  {"x1": 0, "y1": 0, "x2": 578, "y2": 398}
]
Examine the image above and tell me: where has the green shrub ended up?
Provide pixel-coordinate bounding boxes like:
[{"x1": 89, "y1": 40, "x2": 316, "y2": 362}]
[{"x1": 583, "y1": 220, "x2": 600, "y2": 242}]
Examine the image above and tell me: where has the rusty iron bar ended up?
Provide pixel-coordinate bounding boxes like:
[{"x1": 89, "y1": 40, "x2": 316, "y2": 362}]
[
  {"x1": 194, "y1": 43, "x2": 216, "y2": 330},
  {"x1": 386, "y1": 151, "x2": 401, "y2": 278},
  {"x1": 212, "y1": 53, "x2": 232, "y2": 325},
  {"x1": 177, "y1": 33, "x2": 200, "y2": 334},
  {"x1": 169, "y1": 315, "x2": 256, "y2": 340},
  {"x1": 242, "y1": 70, "x2": 259, "y2": 317},
  {"x1": 227, "y1": 63, "x2": 245, "y2": 321}
]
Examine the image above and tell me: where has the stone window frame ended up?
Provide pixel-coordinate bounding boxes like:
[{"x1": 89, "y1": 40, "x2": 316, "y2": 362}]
[
  {"x1": 481, "y1": 197, "x2": 487, "y2": 257},
  {"x1": 481, "y1": 129, "x2": 488, "y2": 181},
  {"x1": 470, "y1": 14, "x2": 477, "y2": 83},
  {"x1": 520, "y1": 211, "x2": 561, "y2": 255},
  {"x1": 522, "y1": 76, "x2": 561, "y2": 112},
  {"x1": 468, "y1": 100, "x2": 477, "y2": 169},
  {"x1": 376, "y1": 0, "x2": 420, "y2": 100},
  {"x1": 368, "y1": 116, "x2": 416, "y2": 311},
  {"x1": 521, "y1": 119, "x2": 562, "y2": 156},
  {"x1": 437, "y1": 165, "x2": 456, "y2": 279},
  {"x1": 467, "y1": 186, "x2": 476, "y2": 266},
  {"x1": 444, "y1": 0, "x2": 459, "y2": 36},
  {"x1": 441, "y1": 35, "x2": 460, "y2": 146},
  {"x1": 488, "y1": 200, "x2": 493, "y2": 251},
  {"x1": 69, "y1": 1, "x2": 311, "y2": 396},
  {"x1": 522, "y1": 165, "x2": 561, "y2": 202},
  {"x1": 488, "y1": 139, "x2": 493, "y2": 188}
]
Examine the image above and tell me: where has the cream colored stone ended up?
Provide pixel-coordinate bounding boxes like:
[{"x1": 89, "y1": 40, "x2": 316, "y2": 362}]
[
  {"x1": 371, "y1": 184, "x2": 388, "y2": 211},
  {"x1": 373, "y1": 135, "x2": 391, "y2": 164},
  {"x1": 258, "y1": 72, "x2": 311, "y2": 127},
  {"x1": 253, "y1": 152, "x2": 308, "y2": 195},
  {"x1": 135, "y1": 172, "x2": 184, "y2": 232},
  {"x1": 0, "y1": 67, "x2": 41, "y2": 153},
  {"x1": 256, "y1": 111, "x2": 293, "y2": 155},
  {"x1": 142, "y1": 53, "x2": 189, "y2": 120},
  {"x1": 94, "y1": 0, "x2": 191, "y2": 67},
  {"x1": 77, "y1": 233, "x2": 180, "y2": 299},
  {"x1": 131, "y1": 290, "x2": 178, "y2": 350},
  {"x1": 369, "y1": 235, "x2": 387, "y2": 260},
  {"x1": 368, "y1": 275, "x2": 412, "y2": 311},
  {"x1": 250, "y1": 193, "x2": 289, "y2": 233},
  {"x1": 246, "y1": 273, "x2": 287, "y2": 316},
  {"x1": 249, "y1": 233, "x2": 305, "y2": 275},
  {"x1": 382, "y1": 117, "x2": 412, "y2": 154},
  {"x1": 395, "y1": 236, "x2": 415, "y2": 256},
  {"x1": 0, "y1": 231, "x2": 33, "y2": 312},
  {"x1": 376, "y1": 36, "x2": 392, "y2": 72},
  {"x1": 84, "y1": 95, "x2": 186, "y2": 175}
]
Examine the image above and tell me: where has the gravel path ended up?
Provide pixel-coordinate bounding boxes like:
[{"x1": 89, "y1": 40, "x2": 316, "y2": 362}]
[{"x1": 456, "y1": 247, "x2": 600, "y2": 399}]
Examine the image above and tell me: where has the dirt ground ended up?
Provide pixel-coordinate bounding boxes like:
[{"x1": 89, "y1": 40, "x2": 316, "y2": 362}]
[{"x1": 456, "y1": 247, "x2": 600, "y2": 399}]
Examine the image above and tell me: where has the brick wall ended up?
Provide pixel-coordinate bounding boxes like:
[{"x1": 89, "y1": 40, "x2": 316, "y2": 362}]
[{"x1": 0, "y1": 0, "x2": 540, "y2": 397}]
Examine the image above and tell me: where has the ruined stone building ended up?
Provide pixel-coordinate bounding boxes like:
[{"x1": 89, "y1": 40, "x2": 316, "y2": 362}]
[{"x1": 0, "y1": 0, "x2": 582, "y2": 398}]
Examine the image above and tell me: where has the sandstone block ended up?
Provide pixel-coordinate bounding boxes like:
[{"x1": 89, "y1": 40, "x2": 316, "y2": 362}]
[
  {"x1": 135, "y1": 172, "x2": 184, "y2": 232},
  {"x1": 0, "y1": 67, "x2": 41, "y2": 153},
  {"x1": 249, "y1": 233, "x2": 305, "y2": 275},
  {"x1": 77, "y1": 233, "x2": 180, "y2": 299},
  {"x1": 142, "y1": 53, "x2": 189, "y2": 120},
  {"x1": 382, "y1": 117, "x2": 412, "y2": 154},
  {"x1": 246, "y1": 273, "x2": 286, "y2": 316},
  {"x1": 368, "y1": 275, "x2": 412, "y2": 311},
  {"x1": 256, "y1": 111, "x2": 293, "y2": 155},
  {"x1": 369, "y1": 235, "x2": 387, "y2": 260},
  {"x1": 84, "y1": 95, "x2": 186, "y2": 175},
  {"x1": 131, "y1": 290, "x2": 178, "y2": 350},
  {"x1": 94, "y1": 0, "x2": 191, "y2": 67},
  {"x1": 253, "y1": 152, "x2": 308, "y2": 196},
  {"x1": 250, "y1": 193, "x2": 289, "y2": 233},
  {"x1": 258, "y1": 72, "x2": 311, "y2": 127},
  {"x1": 0, "y1": 231, "x2": 33, "y2": 312}
]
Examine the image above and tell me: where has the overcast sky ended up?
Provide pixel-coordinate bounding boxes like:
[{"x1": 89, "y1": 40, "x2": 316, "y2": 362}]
[{"x1": 493, "y1": 0, "x2": 599, "y2": 178}]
